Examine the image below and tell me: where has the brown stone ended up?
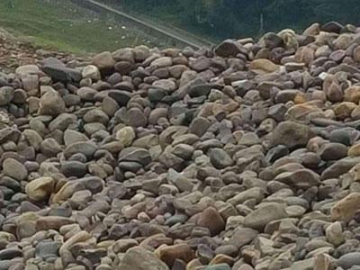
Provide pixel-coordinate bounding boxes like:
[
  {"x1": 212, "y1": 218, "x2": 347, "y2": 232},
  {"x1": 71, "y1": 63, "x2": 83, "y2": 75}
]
[
  {"x1": 348, "y1": 144, "x2": 360, "y2": 157},
  {"x1": 331, "y1": 192, "x2": 360, "y2": 222},
  {"x1": 197, "y1": 207, "x2": 225, "y2": 236},
  {"x1": 333, "y1": 102, "x2": 357, "y2": 120},
  {"x1": 36, "y1": 216, "x2": 74, "y2": 231},
  {"x1": 157, "y1": 243, "x2": 195, "y2": 267},
  {"x1": 249, "y1": 59, "x2": 279, "y2": 73},
  {"x1": 295, "y1": 46, "x2": 315, "y2": 66},
  {"x1": 210, "y1": 254, "x2": 234, "y2": 266},
  {"x1": 344, "y1": 86, "x2": 360, "y2": 103}
]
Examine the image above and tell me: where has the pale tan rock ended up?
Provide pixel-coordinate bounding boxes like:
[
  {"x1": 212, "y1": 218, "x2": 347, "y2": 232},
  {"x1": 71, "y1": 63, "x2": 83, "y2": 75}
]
[
  {"x1": 116, "y1": 126, "x2": 136, "y2": 147},
  {"x1": 249, "y1": 59, "x2": 279, "y2": 73},
  {"x1": 331, "y1": 192, "x2": 360, "y2": 222},
  {"x1": 26, "y1": 177, "x2": 55, "y2": 201}
]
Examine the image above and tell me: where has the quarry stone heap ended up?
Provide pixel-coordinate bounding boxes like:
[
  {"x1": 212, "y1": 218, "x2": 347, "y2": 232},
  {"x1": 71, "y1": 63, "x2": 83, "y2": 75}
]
[{"x1": 2, "y1": 21, "x2": 360, "y2": 270}]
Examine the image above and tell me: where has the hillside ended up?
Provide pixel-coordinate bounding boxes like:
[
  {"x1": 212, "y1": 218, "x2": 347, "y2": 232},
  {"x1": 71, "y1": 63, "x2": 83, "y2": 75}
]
[{"x1": 0, "y1": 0, "x2": 162, "y2": 53}]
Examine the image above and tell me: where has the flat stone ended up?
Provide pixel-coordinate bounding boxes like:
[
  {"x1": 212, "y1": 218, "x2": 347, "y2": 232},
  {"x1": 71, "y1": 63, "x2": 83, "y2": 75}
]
[
  {"x1": 118, "y1": 147, "x2": 151, "y2": 166},
  {"x1": 269, "y1": 121, "x2": 315, "y2": 149},
  {"x1": 0, "y1": 249, "x2": 22, "y2": 260},
  {"x1": 61, "y1": 161, "x2": 87, "y2": 177},
  {"x1": 215, "y1": 39, "x2": 247, "y2": 57},
  {"x1": 290, "y1": 258, "x2": 314, "y2": 270},
  {"x1": 338, "y1": 252, "x2": 360, "y2": 270},
  {"x1": 49, "y1": 113, "x2": 76, "y2": 131},
  {"x1": 64, "y1": 141, "x2": 98, "y2": 159},
  {"x1": 77, "y1": 87, "x2": 98, "y2": 101},
  {"x1": 274, "y1": 169, "x2": 321, "y2": 189},
  {"x1": 318, "y1": 143, "x2": 348, "y2": 161},
  {"x1": 321, "y1": 157, "x2": 360, "y2": 180},
  {"x1": 64, "y1": 129, "x2": 88, "y2": 146},
  {"x1": 36, "y1": 216, "x2": 73, "y2": 230},
  {"x1": 243, "y1": 203, "x2": 288, "y2": 231},
  {"x1": 228, "y1": 227, "x2": 258, "y2": 248},
  {"x1": 42, "y1": 59, "x2": 82, "y2": 82}
]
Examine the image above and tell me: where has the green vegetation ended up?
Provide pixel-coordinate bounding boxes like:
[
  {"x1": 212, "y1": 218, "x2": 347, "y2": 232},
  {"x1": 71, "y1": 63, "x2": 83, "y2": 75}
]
[
  {"x1": 1, "y1": 0, "x2": 358, "y2": 54},
  {"x1": 0, "y1": 0, "x2": 157, "y2": 53},
  {"x1": 103, "y1": 0, "x2": 360, "y2": 41}
]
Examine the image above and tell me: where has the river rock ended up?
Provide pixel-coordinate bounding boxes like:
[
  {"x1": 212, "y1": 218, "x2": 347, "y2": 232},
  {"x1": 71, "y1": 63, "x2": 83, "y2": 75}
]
[
  {"x1": 331, "y1": 192, "x2": 360, "y2": 222},
  {"x1": 116, "y1": 127, "x2": 136, "y2": 147},
  {"x1": 197, "y1": 207, "x2": 225, "y2": 236},
  {"x1": 119, "y1": 247, "x2": 169, "y2": 270},
  {"x1": 3, "y1": 158, "x2": 28, "y2": 181},
  {"x1": 157, "y1": 243, "x2": 194, "y2": 267},
  {"x1": 38, "y1": 89, "x2": 65, "y2": 116},
  {"x1": 0, "y1": 86, "x2": 14, "y2": 106},
  {"x1": 92, "y1": 51, "x2": 116, "y2": 71},
  {"x1": 26, "y1": 177, "x2": 55, "y2": 201},
  {"x1": 269, "y1": 121, "x2": 315, "y2": 149},
  {"x1": 209, "y1": 148, "x2": 234, "y2": 169},
  {"x1": 338, "y1": 252, "x2": 360, "y2": 269},
  {"x1": 325, "y1": 221, "x2": 344, "y2": 246},
  {"x1": 243, "y1": 203, "x2": 288, "y2": 231}
]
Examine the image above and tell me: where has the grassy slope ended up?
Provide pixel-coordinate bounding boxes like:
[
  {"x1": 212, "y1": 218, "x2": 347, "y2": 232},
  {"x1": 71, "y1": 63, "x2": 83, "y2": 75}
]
[{"x1": 0, "y1": 0, "x2": 157, "y2": 53}]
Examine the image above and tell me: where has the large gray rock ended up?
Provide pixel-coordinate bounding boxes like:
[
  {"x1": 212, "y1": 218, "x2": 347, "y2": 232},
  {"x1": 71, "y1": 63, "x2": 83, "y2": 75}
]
[
  {"x1": 208, "y1": 148, "x2": 233, "y2": 169},
  {"x1": 41, "y1": 57, "x2": 81, "y2": 82},
  {"x1": 3, "y1": 158, "x2": 28, "y2": 181},
  {"x1": 338, "y1": 252, "x2": 360, "y2": 269},
  {"x1": 321, "y1": 157, "x2": 360, "y2": 180},
  {"x1": 38, "y1": 89, "x2": 65, "y2": 116},
  {"x1": 274, "y1": 169, "x2": 321, "y2": 189},
  {"x1": 118, "y1": 147, "x2": 151, "y2": 166},
  {"x1": 269, "y1": 121, "x2": 315, "y2": 149},
  {"x1": 228, "y1": 227, "x2": 258, "y2": 248},
  {"x1": 243, "y1": 203, "x2": 288, "y2": 231},
  {"x1": 64, "y1": 142, "x2": 98, "y2": 159}
]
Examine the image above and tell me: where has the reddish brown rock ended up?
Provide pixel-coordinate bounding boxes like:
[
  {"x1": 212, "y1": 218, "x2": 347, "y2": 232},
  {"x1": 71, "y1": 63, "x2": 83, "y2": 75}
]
[
  {"x1": 157, "y1": 243, "x2": 195, "y2": 267},
  {"x1": 197, "y1": 207, "x2": 225, "y2": 236}
]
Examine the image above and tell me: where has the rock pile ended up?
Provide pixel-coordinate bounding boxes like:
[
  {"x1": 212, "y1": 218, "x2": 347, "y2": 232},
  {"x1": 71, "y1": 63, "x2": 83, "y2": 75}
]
[
  {"x1": 0, "y1": 28, "x2": 87, "y2": 74},
  {"x1": 3, "y1": 21, "x2": 360, "y2": 270}
]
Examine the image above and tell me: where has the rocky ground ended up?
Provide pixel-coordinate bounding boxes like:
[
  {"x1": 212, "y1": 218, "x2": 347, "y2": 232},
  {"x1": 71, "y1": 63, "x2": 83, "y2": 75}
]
[
  {"x1": 0, "y1": 28, "x2": 89, "y2": 74},
  {"x1": 2, "y1": 21, "x2": 360, "y2": 270}
]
